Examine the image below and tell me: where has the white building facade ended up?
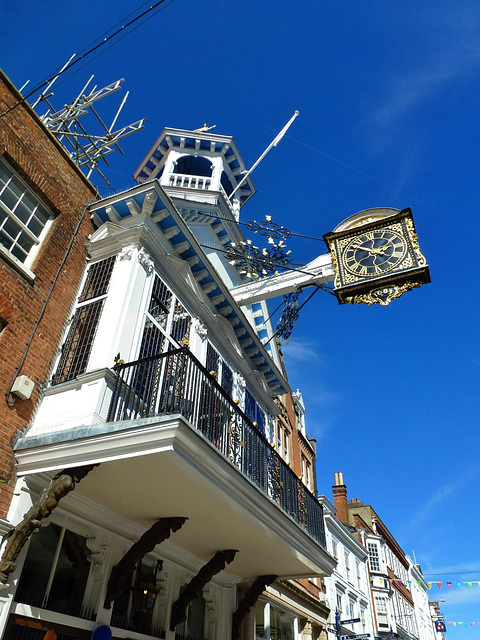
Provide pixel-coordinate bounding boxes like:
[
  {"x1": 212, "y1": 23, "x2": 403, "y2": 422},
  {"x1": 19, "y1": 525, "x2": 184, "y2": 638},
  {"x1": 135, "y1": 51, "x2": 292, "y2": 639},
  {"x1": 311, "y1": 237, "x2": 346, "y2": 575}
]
[
  {"x1": 321, "y1": 498, "x2": 375, "y2": 640},
  {"x1": 0, "y1": 128, "x2": 336, "y2": 640}
]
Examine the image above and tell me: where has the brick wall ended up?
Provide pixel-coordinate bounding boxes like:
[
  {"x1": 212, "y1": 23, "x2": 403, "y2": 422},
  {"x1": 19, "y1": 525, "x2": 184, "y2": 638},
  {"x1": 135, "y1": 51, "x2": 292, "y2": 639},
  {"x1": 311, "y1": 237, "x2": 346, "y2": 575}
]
[{"x1": 0, "y1": 69, "x2": 97, "y2": 518}]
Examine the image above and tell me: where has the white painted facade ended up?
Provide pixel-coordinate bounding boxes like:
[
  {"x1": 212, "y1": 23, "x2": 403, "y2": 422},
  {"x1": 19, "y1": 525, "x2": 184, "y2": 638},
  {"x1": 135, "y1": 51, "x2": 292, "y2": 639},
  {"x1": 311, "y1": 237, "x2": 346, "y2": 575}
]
[
  {"x1": 321, "y1": 498, "x2": 375, "y2": 640},
  {"x1": 409, "y1": 562, "x2": 436, "y2": 640},
  {"x1": 0, "y1": 128, "x2": 335, "y2": 640}
]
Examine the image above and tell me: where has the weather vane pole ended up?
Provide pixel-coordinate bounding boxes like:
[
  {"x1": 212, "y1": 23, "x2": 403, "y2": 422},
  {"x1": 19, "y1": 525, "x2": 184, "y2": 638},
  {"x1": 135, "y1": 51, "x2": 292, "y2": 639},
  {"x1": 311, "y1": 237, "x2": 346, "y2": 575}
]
[{"x1": 229, "y1": 110, "x2": 299, "y2": 201}]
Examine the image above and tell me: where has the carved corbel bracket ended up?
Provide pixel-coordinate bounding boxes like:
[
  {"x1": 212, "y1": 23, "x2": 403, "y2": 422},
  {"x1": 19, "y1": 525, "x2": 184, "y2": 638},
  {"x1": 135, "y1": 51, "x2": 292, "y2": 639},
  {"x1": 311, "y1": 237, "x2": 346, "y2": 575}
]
[
  {"x1": 170, "y1": 549, "x2": 237, "y2": 630},
  {"x1": 104, "y1": 516, "x2": 187, "y2": 609},
  {"x1": 0, "y1": 464, "x2": 96, "y2": 584},
  {"x1": 231, "y1": 574, "x2": 277, "y2": 640}
]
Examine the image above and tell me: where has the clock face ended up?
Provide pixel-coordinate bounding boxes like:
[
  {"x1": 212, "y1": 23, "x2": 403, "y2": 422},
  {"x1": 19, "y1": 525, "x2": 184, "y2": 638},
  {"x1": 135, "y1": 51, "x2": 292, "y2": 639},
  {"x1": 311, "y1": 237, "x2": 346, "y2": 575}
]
[{"x1": 341, "y1": 228, "x2": 408, "y2": 278}]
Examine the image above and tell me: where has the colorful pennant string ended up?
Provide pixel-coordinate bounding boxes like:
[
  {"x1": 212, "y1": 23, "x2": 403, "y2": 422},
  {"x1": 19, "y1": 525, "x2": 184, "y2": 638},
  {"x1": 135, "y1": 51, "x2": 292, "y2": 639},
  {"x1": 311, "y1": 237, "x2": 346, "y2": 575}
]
[
  {"x1": 371, "y1": 577, "x2": 480, "y2": 590},
  {"x1": 427, "y1": 580, "x2": 480, "y2": 590},
  {"x1": 447, "y1": 622, "x2": 480, "y2": 627}
]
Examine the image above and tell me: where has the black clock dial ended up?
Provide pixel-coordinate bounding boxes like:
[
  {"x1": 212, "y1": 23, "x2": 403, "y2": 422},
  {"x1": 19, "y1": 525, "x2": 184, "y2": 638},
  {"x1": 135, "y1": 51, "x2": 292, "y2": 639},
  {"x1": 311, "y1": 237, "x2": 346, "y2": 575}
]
[{"x1": 342, "y1": 229, "x2": 407, "y2": 277}]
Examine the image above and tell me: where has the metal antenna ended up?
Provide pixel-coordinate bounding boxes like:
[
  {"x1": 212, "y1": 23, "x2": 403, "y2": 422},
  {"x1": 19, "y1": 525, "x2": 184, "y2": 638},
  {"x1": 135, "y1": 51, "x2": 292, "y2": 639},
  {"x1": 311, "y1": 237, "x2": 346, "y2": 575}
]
[
  {"x1": 33, "y1": 74, "x2": 146, "y2": 186},
  {"x1": 31, "y1": 54, "x2": 76, "y2": 109}
]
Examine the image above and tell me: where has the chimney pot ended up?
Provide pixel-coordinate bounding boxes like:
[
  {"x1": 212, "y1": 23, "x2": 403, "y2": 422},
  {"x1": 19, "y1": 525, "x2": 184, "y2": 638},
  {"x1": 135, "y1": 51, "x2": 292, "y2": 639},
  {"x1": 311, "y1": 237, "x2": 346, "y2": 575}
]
[{"x1": 332, "y1": 472, "x2": 348, "y2": 524}]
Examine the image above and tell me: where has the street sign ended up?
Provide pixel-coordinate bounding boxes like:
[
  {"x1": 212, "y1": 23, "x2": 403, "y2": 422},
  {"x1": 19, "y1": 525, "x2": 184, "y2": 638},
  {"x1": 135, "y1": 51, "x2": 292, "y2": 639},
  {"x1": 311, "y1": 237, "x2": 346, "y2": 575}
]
[
  {"x1": 340, "y1": 619, "x2": 361, "y2": 625},
  {"x1": 327, "y1": 628, "x2": 338, "y2": 634},
  {"x1": 342, "y1": 635, "x2": 370, "y2": 640}
]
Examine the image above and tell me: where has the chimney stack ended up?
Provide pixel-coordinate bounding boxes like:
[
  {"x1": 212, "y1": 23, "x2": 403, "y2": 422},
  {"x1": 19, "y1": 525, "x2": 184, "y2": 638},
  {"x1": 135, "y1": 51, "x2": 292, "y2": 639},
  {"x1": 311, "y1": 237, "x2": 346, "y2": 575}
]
[{"x1": 332, "y1": 471, "x2": 349, "y2": 525}]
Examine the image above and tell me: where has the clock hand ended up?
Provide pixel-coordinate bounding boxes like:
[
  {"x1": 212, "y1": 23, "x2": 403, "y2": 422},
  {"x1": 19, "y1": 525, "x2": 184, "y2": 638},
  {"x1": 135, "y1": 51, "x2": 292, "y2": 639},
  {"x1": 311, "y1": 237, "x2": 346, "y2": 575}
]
[{"x1": 352, "y1": 244, "x2": 390, "y2": 256}]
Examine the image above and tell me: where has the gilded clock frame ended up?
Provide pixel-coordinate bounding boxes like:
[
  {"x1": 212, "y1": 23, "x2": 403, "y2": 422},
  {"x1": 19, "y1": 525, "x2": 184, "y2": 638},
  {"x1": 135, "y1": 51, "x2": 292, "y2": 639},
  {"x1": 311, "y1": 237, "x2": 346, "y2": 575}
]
[{"x1": 323, "y1": 208, "x2": 430, "y2": 305}]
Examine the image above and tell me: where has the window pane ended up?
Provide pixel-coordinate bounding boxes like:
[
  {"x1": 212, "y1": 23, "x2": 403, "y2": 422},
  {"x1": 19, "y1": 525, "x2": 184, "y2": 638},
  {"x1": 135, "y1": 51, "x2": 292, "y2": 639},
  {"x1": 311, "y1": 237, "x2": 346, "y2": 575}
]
[
  {"x1": 170, "y1": 301, "x2": 191, "y2": 346},
  {"x1": 0, "y1": 158, "x2": 52, "y2": 264},
  {"x1": 15, "y1": 523, "x2": 62, "y2": 607},
  {"x1": 270, "y1": 605, "x2": 295, "y2": 640},
  {"x1": 256, "y1": 604, "x2": 266, "y2": 639},
  {"x1": 78, "y1": 256, "x2": 116, "y2": 302},
  {"x1": 13, "y1": 200, "x2": 32, "y2": 225},
  {"x1": 221, "y1": 364, "x2": 233, "y2": 396},
  {"x1": 28, "y1": 214, "x2": 44, "y2": 237},
  {"x1": 53, "y1": 298, "x2": 105, "y2": 384},
  {"x1": 0, "y1": 163, "x2": 10, "y2": 187},
  {"x1": 47, "y1": 529, "x2": 91, "y2": 616},
  {"x1": 7, "y1": 175, "x2": 24, "y2": 199},
  {"x1": 1, "y1": 185, "x2": 19, "y2": 210},
  {"x1": 148, "y1": 276, "x2": 172, "y2": 329}
]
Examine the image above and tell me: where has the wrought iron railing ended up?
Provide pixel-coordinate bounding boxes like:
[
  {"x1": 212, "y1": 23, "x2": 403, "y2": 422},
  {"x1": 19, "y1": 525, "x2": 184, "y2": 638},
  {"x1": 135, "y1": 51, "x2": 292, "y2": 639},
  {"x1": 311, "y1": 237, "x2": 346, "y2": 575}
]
[{"x1": 108, "y1": 347, "x2": 326, "y2": 547}]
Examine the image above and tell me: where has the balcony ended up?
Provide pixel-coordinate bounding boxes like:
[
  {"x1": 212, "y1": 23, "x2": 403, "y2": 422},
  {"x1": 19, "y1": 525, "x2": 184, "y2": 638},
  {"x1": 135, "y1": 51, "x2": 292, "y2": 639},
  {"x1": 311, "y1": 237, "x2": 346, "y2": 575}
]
[
  {"x1": 163, "y1": 172, "x2": 236, "y2": 215},
  {"x1": 108, "y1": 347, "x2": 326, "y2": 548},
  {"x1": 16, "y1": 348, "x2": 334, "y2": 580}
]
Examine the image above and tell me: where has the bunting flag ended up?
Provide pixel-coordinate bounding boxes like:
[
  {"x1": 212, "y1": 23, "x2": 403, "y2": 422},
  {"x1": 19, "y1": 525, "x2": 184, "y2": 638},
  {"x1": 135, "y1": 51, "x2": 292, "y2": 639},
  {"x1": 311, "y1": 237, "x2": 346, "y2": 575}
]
[
  {"x1": 425, "y1": 580, "x2": 480, "y2": 590},
  {"x1": 447, "y1": 622, "x2": 480, "y2": 627},
  {"x1": 371, "y1": 577, "x2": 480, "y2": 590}
]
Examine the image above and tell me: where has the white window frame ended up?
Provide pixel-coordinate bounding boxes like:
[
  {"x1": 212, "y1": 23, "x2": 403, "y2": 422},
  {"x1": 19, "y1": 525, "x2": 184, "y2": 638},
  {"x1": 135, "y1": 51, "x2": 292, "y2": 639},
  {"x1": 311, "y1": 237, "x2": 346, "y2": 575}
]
[
  {"x1": 375, "y1": 596, "x2": 388, "y2": 628},
  {"x1": 0, "y1": 156, "x2": 53, "y2": 272},
  {"x1": 332, "y1": 538, "x2": 338, "y2": 559},
  {"x1": 368, "y1": 542, "x2": 381, "y2": 572}
]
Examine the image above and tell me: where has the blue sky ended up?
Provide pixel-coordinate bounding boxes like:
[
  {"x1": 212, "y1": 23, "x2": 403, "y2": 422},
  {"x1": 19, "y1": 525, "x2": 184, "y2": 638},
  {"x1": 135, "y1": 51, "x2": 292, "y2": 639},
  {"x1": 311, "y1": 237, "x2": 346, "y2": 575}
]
[{"x1": 1, "y1": 0, "x2": 479, "y2": 630}]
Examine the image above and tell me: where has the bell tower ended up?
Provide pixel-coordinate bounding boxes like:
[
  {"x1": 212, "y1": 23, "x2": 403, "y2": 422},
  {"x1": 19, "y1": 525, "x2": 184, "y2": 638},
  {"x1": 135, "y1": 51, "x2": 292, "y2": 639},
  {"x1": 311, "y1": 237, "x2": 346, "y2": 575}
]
[
  {"x1": 133, "y1": 126, "x2": 256, "y2": 288},
  {"x1": 134, "y1": 126, "x2": 255, "y2": 221}
]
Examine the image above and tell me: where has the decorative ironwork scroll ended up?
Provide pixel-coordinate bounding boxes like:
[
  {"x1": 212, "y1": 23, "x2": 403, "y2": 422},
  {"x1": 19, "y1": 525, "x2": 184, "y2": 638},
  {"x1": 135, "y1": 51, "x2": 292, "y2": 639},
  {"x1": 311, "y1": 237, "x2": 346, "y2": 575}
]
[
  {"x1": 0, "y1": 465, "x2": 96, "y2": 583},
  {"x1": 231, "y1": 575, "x2": 278, "y2": 640},
  {"x1": 267, "y1": 453, "x2": 282, "y2": 504},
  {"x1": 297, "y1": 478, "x2": 307, "y2": 528},
  {"x1": 276, "y1": 291, "x2": 300, "y2": 342},
  {"x1": 170, "y1": 549, "x2": 237, "y2": 630},
  {"x1": 227, "y1": 411, "x2": 244, "y2": 470},
  {"x1": 224, "y1": 239, "x2": 291, "y2": 279},
  {"x1": 104, "y1": 517, "x2": 187, "y2": 608},
  {"x1": 245, "y1": 215, "x2": 291, "y2": 243}
]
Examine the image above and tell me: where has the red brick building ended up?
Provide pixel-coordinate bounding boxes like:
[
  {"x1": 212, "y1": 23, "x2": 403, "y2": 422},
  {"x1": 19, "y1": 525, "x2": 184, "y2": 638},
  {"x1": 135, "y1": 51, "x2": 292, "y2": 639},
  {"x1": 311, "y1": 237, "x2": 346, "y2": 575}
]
[{"x1": 0, "y1": 68, "x2": 96, "y2": 520}]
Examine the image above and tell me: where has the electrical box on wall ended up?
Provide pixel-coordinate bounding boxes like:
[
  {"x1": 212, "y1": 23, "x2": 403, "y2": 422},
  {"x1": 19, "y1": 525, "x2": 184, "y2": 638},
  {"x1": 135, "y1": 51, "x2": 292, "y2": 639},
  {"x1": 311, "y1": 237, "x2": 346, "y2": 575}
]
[{"x1": 12, "y1": 375, "x2": 35, "y2": 400}]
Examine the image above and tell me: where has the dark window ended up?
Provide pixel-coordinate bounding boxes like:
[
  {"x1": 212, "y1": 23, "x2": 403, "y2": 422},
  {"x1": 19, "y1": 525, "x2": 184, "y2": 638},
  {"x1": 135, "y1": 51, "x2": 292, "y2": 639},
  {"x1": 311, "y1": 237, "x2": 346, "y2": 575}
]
[
  {"x1": 53, "y1": 299, "x2": 105, "y2": 384},
  {"x1": 171, "y1": 301, "x2": 191, "y2": 347},
  {"x1": 78, "y1": 255, "x2": 115, "y2": 302},
  {"x1": 111, "y1": 561, "x2": 159, "y2": 636},
  {"x1": 245, "y1": 388, "x2": 266, "y2": 436},
  {"x1": 206, "y1": 343, "x2": 219, "y2": 377},
  {"x1": 176, "y1": 589, "x2": 205, "y2": 640},
  {"x1": 53, "y1": 257, "x2": 115, "y2": 384},
  {"x1": 173, "y1": 155, "x2": 212, "y2": 177},
  {"x1": 15, "y1": 524, "x2": 91, "y2": 618},
  {"x1": 221, "y1": 364, "x2": 233, "y2": 396}
]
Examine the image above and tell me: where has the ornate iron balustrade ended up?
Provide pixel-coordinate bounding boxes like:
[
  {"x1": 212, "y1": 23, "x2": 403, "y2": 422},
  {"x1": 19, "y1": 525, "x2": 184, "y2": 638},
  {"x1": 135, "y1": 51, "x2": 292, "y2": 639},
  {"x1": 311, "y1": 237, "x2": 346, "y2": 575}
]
[{"x1": 108, "y1": 347, "x2": 326, "y2": 547}]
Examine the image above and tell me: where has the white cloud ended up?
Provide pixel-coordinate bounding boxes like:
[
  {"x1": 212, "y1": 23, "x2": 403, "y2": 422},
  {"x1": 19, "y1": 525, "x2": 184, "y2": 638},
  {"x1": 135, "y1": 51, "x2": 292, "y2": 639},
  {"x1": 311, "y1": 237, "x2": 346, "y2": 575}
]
[
  {"x1": 400, "y1": 467, "x2": 480, "y2": 539},
  {"x1": 282, "y1": 338, "x2": 322, "y2": 363},
  {"x1": 368, "y1": 4, "x2": 480, "y2": 142}
]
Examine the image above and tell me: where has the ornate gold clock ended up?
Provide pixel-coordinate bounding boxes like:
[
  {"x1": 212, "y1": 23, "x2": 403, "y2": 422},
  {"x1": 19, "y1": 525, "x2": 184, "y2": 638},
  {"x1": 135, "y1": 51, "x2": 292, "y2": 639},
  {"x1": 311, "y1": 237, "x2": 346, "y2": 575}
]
[{"x1": 323, "y1": 207, "x2": 430, "y2": 305}]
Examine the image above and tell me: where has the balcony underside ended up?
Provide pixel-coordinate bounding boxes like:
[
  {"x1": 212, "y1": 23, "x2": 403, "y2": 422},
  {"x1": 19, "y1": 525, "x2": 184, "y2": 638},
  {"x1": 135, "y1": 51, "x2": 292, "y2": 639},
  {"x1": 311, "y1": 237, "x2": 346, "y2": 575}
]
[{"x1": 15, "y1": 415, "x2": 336, "y2": 581}]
